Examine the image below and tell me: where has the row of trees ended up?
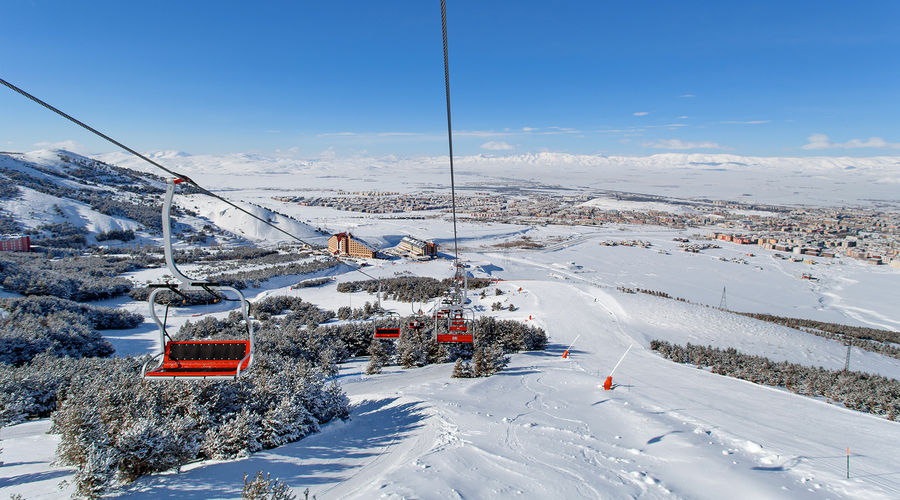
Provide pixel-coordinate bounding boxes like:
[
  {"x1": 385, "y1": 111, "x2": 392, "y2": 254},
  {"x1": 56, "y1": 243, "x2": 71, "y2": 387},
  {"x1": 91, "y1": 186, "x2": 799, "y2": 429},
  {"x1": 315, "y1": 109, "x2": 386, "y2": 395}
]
[
  {"x1": 95, "y1": 229, "x2": 136, "y2": 242},
  {"x1": 0, "y1": 303, "x2": 120, "y2": 367},
  {"x1": 650, "y1": 340, "x2": 900, "y2": 420},
  {"x1": 207, "y1": 257, "x2": 338, "y2": 289},
  {"x1": 0, "y1": 180, "x2": 20, "y2": 200},
  {"x1": 734, "y1": 311, "x2": 900, "y2": 348},
  {"x1": 29, "y1": 222, "x2": 88, "y2": 248},
  {"x1": 128, "y1": 257, "x2": 339, "y2": 305},
  {"x1": 0, "y1": 295, "x2": 142, "y2": 330},
  {"x1": 617, "y1": 285, "x2": 900, "y2": 362},
  {"x1": 0, "y1": 252, "x2": 137, "y2": 300},
  {"x1": 616, "y1": 286, "x2": 688, "y2": 302},
  {"x1": 55, "y1": 153, "x2": 165, "y2": 195},
  {"x1": 337, "y1": 276, "x2": 491, "y2": 303},
  {"x1": 0, "y1": 210, "x2": 20, "y2": 233}
]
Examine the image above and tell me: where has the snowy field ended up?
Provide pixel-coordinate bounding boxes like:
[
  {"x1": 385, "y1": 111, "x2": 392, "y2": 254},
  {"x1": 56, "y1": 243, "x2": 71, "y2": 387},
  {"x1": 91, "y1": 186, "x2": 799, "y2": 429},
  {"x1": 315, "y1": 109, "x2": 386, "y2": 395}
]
[
  {"x1": 98, "y1": 150, "x2": 900, "y2": 207},
  {"x1": 2, "y1": 153, "x2": 900, "y2": 499}
]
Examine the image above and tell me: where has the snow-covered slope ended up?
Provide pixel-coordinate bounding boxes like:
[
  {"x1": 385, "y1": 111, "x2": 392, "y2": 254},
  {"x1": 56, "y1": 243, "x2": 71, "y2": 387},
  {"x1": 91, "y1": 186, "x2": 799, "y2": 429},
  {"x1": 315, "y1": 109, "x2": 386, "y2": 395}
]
[
  {"x1": 4, "y1": 185, "x2": 141, "y2": 235},
  {"x1": 0, "y1": 149, "x2": 323, "y2": 246},
  {"x1": 176, "y1": 194, "x2": 326, "y2": 245},
  {"x1": 4, "y1": 224, "x2": 900, "y2": 499}
]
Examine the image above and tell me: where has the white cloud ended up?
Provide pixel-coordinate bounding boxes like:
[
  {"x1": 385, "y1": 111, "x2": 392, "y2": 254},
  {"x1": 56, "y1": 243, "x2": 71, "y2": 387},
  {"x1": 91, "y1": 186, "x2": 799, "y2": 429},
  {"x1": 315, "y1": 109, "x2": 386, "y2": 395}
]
[
  {"x1": 633, "y1": 111, "x2": 649, "y2": 117},
  {"x1": 457, "y1": 130, "x2": 510, "y2": 138},
  {"x1": 801, "y1": 133, "x2": 900, "y2": 150},
  {"x1": 679, "y1": 94, "x2": 696, "y2": 98},
  {"x1": 642, "y1": 138, "x2": 729, "y2": 150},
  {"x1": 33, "y1": 140, "x2": 83, "y2": 152},
  {"x1": 481, "y1": 141, "x2": 514, "y2": 151},
  {"x1": 721, "y1": 120, "x2": 771, "y2": 125},
  {"x1": 596, "y1": 128, "x2": 645, "y2": 134},
  {"x1": 317, "y1": 131, "x2": 357, "y2": 137},
  {"x1": 459, "y1": 127, "x2": 581, "y2": 137}
]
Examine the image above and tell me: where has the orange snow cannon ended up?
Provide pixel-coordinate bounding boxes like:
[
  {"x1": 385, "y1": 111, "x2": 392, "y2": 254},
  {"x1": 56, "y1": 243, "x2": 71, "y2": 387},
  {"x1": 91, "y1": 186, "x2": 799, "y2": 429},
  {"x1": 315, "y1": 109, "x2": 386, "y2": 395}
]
[
  {"x1": 562, "y1": 335, "x2": 579, "y2": 359},
  {"x1": 603, "y1": 344, "x2": 632, "y2": 391}
]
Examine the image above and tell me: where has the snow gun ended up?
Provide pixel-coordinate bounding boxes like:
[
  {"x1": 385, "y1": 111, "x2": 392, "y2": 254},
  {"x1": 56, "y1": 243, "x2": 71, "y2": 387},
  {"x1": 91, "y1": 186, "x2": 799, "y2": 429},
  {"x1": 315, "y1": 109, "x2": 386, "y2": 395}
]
[
  {"x1": 562, "y1": 334, "x2": 581, "y2": 358},
  {"x1": 603, "y1": 344, "x2": 632, "y2": 390}
]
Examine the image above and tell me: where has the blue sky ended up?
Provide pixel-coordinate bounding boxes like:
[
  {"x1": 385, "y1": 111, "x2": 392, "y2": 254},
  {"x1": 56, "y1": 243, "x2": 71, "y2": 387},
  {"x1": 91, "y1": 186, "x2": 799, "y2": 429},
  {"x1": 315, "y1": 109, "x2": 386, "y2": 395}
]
[{"x1": 2, "y1": 1, "x2": 898, "y2": 157}]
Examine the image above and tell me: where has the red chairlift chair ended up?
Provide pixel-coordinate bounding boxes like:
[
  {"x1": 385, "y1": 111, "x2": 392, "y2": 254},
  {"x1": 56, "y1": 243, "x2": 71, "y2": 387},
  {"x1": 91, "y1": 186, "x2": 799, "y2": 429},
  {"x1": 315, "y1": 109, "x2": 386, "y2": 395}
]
[
  {"x1": 373, "y1": 311, "x2": 402, "y2": 339},
  {"x1": 435, "y1": 306, "x2": 474, "y2": 344},
  {"x1": 142, "y1": 178, "x2": 255, "y2": 380}
]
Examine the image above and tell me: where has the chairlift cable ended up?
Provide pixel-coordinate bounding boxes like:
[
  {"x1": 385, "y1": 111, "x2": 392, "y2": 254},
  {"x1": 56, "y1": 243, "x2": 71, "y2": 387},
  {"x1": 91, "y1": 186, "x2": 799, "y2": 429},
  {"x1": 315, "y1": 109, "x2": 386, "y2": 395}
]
[{"x1": 440, "y1": 0, "x2": 460, "y2": 267}]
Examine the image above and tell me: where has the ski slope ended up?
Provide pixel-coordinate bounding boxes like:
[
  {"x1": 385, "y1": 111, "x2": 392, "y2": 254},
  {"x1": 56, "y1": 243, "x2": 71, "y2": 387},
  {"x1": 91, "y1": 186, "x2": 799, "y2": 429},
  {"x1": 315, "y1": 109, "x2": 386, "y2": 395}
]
[{"x1": 3, "y1": 240, "x2": 900, "y2": 499}]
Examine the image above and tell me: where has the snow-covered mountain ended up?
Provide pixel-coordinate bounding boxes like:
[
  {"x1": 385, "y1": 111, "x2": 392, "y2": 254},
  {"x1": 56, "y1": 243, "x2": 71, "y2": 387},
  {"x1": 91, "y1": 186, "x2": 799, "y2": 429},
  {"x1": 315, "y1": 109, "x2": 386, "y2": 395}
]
[{"x1": 0, "y1": 150, "x2": 324, "y2": 246}]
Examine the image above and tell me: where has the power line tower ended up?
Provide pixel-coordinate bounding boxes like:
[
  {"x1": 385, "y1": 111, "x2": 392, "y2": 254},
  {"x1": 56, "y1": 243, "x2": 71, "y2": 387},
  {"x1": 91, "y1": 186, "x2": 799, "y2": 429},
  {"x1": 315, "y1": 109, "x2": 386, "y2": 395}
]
[
  {"x1": 844, "y1": 343, "x2": 852, "y2": 372},
  {"x1": 719, "y1": 286, "x2": 727, "y2": 310}
]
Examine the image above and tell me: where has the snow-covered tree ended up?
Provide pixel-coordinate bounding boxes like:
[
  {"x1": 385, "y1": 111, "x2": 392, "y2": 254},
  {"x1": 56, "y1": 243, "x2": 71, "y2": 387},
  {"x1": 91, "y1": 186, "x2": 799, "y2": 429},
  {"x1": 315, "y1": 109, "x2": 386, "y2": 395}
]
[{"x1": 242, "y1": 470, "x2": 297, "y2": 500}]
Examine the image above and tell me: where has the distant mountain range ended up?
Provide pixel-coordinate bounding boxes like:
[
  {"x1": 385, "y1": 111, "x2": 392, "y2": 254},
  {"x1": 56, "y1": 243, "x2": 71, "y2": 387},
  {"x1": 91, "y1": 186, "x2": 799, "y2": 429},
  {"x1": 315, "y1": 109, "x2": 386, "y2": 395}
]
[{"x1": 99, "y1": 149, "x2": 900, "y2": 206}]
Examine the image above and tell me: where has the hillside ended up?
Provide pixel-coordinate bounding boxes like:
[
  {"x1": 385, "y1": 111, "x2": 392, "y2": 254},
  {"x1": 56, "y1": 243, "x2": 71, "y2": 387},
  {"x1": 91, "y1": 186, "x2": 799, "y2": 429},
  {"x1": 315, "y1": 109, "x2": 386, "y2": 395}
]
[{"x1": 0, "y1": 150, "x2": 324, "y2": 247}]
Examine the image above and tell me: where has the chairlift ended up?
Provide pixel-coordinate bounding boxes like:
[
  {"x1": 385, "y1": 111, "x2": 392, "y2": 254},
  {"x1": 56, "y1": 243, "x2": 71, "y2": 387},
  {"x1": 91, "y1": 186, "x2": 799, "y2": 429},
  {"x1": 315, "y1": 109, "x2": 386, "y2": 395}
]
[
  {"x1": 373, "y1": 310, "x2": 402, "y2": 340},
  {"x1": 142, "y1": 178, "x2": 255, "y2": 380},
  {"x1": 436, "y1": 305, "x2": 474, "y2": 343},
  {"x1": 431, "y1": 259, "x2": 475, "y2": 343}
]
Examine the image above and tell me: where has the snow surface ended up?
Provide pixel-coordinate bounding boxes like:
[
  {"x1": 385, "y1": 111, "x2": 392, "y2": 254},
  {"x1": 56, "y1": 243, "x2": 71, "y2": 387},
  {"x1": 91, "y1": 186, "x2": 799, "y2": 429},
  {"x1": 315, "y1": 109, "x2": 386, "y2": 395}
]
[
  {"x1": 3, "y1": 152, "x2": 900, "y2": 499},
  {"x1": 5, "y1": 185, "x2": 141, "y2": 236},
  {"x1": 176, "y1": 194, "x2": 326, "y2": 245}
]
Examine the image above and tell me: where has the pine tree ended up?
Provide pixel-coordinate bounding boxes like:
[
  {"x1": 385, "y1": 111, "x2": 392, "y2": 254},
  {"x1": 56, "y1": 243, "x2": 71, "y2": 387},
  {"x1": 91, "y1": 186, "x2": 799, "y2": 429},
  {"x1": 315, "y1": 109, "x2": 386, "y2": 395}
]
[
  {"x1": 242, "y1": 470, "x2": 297, "y2": 500},
  {"x1": 451, "y1": 358, "x2": 474, "y2": 378},
  {"x1": 366, "y1": 339, "x2": 388, "y2": 375}
]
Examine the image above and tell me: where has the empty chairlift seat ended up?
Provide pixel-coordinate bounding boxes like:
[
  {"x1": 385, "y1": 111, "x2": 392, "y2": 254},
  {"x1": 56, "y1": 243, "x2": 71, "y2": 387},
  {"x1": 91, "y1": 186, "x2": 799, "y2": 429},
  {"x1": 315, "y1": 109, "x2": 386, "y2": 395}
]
[
  {"x1": 143, "y1": 340, "x2": 251, "y2": 379},
  {"x1": 374, "y1": 327, "x2": 401, "y2": 339}
]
